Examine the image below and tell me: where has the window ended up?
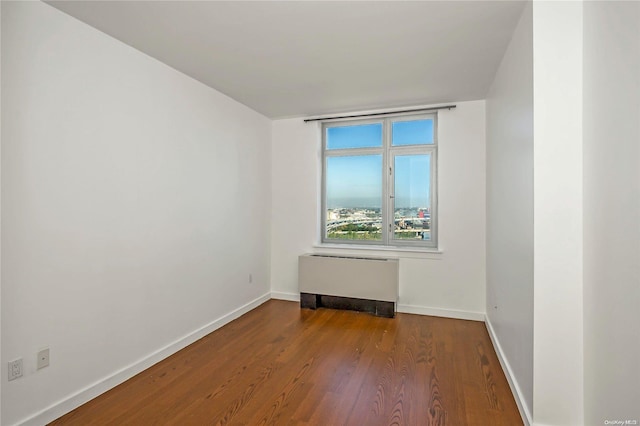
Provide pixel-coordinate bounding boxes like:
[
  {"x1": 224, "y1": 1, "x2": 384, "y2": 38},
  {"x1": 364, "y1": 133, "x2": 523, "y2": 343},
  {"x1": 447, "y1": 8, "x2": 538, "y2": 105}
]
[{"x1": 322, "y1": 113, "x2": 437, "y2": 248}]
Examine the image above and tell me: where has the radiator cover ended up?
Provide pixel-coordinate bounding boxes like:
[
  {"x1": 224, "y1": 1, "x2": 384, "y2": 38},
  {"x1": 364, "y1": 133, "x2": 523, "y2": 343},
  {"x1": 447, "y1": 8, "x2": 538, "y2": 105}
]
[{"x1": 298, "y1": 254, "x2": 399, "y2": 317}]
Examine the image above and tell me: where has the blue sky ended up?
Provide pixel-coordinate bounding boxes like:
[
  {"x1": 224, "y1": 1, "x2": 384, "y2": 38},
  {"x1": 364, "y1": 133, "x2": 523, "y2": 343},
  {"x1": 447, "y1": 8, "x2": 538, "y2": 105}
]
[{"x1": 326, "y1": 120, "x2": 432, "y2": 209}]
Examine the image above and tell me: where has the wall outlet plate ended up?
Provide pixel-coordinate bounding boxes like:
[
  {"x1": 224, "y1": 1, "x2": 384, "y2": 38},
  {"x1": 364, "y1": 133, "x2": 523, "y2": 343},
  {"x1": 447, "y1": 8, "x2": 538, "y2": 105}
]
[
  {"x1": 37, "y1": 348, "x2": 50, "y2": 370},
  {"x1": 8, "y1": 359, "x2": 23, "y2": 381}
]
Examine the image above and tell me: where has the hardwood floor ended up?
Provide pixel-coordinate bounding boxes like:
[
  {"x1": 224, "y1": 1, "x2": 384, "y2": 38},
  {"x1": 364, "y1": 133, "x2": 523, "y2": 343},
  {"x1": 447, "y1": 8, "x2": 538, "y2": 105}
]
[{"x1": 50, "y1": 300, "x2": 522, "y2": 426}]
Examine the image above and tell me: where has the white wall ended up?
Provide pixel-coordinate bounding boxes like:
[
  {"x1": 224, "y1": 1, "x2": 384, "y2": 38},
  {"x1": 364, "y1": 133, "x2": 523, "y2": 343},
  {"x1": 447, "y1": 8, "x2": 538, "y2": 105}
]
[
  {"x1": 583, "y1": 1, "x2": 640, "y2": 424},
  {"x1": 485, "y1": 2, "x2": 533, "y2": 423},
  {"x1": 271, "y1": 101, "x2": 486, "y2": 319},
  {"x1": 488, "y1": 3, "x2": 640, "y2": 425},
  {"x1": 1, "y1": 2, "x2": 271, "y2": 425},
  {"x1": 0, "y1": 2, "x2": 3, "y2": 422},
  {"x1": 532, "y1": 2, "x2": 584, "y2": 425}
]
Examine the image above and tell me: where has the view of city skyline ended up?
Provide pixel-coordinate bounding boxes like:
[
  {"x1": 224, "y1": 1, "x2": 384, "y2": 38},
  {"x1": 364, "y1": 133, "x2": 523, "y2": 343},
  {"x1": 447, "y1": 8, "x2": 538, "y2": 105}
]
[{"x1": 326, "y1": 207, "x2": 432, "y2": 241}]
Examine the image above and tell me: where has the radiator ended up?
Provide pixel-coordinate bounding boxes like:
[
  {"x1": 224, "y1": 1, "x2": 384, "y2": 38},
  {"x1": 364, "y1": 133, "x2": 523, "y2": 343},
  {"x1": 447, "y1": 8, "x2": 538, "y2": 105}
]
[{"x1": 298, "y1": 254, "x2": 399, "y2": 317}]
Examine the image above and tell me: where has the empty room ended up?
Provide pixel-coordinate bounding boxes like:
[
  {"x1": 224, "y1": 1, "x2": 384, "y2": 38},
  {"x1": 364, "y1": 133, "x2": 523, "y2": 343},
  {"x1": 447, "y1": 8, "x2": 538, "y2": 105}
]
[{"x1": 1, "y1": 1, "x2": 639, "y2": 425}]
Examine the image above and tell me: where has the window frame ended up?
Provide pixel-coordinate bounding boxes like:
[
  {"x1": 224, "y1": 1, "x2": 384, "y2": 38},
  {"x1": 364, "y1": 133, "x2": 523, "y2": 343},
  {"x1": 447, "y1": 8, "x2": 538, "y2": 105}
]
[{"x1": 321, "y1": 112, "x2": 438, "y2": 249}]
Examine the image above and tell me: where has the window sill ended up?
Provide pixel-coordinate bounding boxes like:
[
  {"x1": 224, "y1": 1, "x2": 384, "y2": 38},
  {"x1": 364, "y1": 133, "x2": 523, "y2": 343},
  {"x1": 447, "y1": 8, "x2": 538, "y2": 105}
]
[{"x1": 312, "y1": 243, "x2": 443, "y2": 260}]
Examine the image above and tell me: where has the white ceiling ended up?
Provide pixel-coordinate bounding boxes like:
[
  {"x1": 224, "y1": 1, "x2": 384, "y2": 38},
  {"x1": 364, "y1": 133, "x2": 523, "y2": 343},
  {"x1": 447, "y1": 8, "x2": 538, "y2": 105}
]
[{"x1": 47, "y1": 1, "x2": 526, "y2": 119}]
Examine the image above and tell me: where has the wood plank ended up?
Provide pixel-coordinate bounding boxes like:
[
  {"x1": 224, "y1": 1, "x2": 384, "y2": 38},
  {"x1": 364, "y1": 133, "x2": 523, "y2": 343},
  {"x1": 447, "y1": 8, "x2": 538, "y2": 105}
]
[{"x1": 49, "y1": 300, "x2": 523, "y2": 426}]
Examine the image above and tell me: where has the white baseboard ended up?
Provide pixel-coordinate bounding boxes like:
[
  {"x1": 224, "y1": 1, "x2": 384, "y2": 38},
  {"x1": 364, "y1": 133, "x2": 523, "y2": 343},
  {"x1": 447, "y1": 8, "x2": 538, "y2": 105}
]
[
  {"x1": 16, "y1": 292, "x2": 271, "y2": 426},
  {"x1": 271, "y1": 294, "x2": 483, "y2": 322},
  {"x1": 484, "y1": 316, "x2": 533, "y2": 426},
  {"x1": 397, "y1": 304, "x2": 485, "y2": 321},
  {"x1": 270, "y1": 291, "x2": 300, "y2": 302}
]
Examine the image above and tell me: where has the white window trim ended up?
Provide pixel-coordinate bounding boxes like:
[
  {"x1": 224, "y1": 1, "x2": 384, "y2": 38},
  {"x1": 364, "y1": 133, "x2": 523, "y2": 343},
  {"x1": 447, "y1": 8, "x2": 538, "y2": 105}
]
[
  {"x1": 321, "y1": 112, "x2": 438, "y2": 249},
  {"x1": 312, "y1": 243, "x2": 443, "y2": 260}
]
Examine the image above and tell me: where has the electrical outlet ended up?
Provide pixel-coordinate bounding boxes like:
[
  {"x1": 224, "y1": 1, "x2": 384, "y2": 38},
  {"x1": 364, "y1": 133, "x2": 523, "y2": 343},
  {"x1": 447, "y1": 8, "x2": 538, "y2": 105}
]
[
  {"x1": 8, "y1": 359, "x2": 23, "y2": 381},
  {"x1": 249, "y1": 273, "x2": 253, "y2": 283},
  {"x1": 37, "y1": 348, "x2": 50, "y2": 370}
]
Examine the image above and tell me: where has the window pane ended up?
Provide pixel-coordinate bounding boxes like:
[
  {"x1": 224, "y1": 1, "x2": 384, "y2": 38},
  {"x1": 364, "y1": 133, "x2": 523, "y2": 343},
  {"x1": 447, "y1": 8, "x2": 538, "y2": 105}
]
[
  {"x1": 326, "y1": 155, "x2": 382, "y2": 241},
  {"x1": 393, "y1": 154, "x2": 432, "y2": 241},
  {"x1": 392, "y1": 119, "x2": 434, "y2": 146},
  {"x1": 326, "y1": 123, "x2": 383, "y2": 150}
]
